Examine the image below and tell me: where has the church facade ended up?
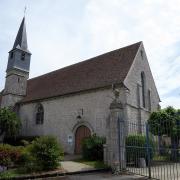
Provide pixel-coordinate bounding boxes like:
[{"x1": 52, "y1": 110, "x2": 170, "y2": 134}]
[{"x1": 0, "y1": 18, "x2": 160, "y2": 154}]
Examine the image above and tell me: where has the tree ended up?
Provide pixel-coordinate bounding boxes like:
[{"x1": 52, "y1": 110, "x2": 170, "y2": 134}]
[
  {"x1": 148, "y1": 106, "x2": 180, "y2": 161},
  {"x1": 0, "y1": 108, "x2": 21, "y2": 143}
]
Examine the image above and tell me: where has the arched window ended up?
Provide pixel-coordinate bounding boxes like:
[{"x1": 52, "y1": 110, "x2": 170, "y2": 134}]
[
  {"x1": 36, "y1": 104, "x2": 44, "y2": 124},
  {"x1": 141, "y1": 72, "x2": 146, "y2": 108}
]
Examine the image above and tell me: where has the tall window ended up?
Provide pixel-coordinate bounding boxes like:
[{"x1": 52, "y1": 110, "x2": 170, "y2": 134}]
[
  {"x1": 141, "y1": 72, "x2": 146, "y2": 108},
  {"x1": 36, "y1": 104, "x2": 44, "y2": 124}
]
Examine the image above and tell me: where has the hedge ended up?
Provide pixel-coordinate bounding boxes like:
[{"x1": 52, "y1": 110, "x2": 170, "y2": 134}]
[
  {"x1": 126, "y1": 134, "x2": 155, "y2": 165},
  {"x1": 82, "y1": 134, "x2": 106, "y2": 161}
]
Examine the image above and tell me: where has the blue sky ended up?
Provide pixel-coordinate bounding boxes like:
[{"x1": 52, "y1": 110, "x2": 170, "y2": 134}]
[{"x1": 0, "y1": 0, "x2": 180, "y2": 108}]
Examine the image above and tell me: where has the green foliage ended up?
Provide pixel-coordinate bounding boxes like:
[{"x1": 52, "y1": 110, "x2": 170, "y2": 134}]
[
  {"x1": 0, "y1": 108, "x2": 21, "y2": 138},
  {"x1": 148, "y1": 106, "x2": 180, "y2": 161},
  {"x1": 0, "y1": 144, "x2": 22, "y2": 167},
  {"x1": 0, "y1": 168, "x2": 26, "y2": 179},
  {"x1": 82, "y1": 134, "x2": 106, "y2": 161},
  {"x1": 126, "y1": 134, "x2": 155, "y2": 163},
  {"x1": 148, "y1": 106, "x2": 180, "y2": 137},
  {"x1": 28, "y1": 136, "x2": 64, "y2": 171},
  {"x1": 0, "y1": 169, "x2": 17, "y2": 179}
]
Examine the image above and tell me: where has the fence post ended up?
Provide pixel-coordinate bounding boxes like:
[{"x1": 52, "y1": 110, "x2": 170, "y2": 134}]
[
  {"x1": 145, "y1": 123, "x2": 151, "y2": 179},
  {"x1": 105, "y1": 99, "x2": 126, "y2": 172}
]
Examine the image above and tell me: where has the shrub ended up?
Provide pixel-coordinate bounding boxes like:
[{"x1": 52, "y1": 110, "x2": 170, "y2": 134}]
[
  {"x1": 0, "y1": 144, "x2": 22, "y2": 167},
  {"x1": 29, "y1": 136, "x2": 64, "y2": 171},
  {"x1": 82, "y1": 134, "x2": 106, "y2": 161},
  {"x1": 17, "y1": 145, "x2": 37, "y2": 172},
  {"x1": 126, "y1": 134, "x2": 155, "y2": 165},
  {"x1": 0, "y1": 108, "x2": 21, "y2": 142}
]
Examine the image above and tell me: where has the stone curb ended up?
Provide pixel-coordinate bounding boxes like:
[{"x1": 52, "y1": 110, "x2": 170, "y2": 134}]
[{"x1": 1, "y1": 168, "x2": 111, "y2": 180}]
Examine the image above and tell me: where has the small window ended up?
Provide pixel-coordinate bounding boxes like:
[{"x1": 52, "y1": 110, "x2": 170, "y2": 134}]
[
  {"x1": 10, "y1": 52, "x2": 14, "y2": 59},
  {"x1": 36, "y1": 104, "x2": 44, "y2": 124},
  {"x1": 21, "y1": 52, "x2": 26, "y2": 61}
]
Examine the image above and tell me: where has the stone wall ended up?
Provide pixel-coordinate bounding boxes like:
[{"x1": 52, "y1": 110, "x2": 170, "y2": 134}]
[
  {"x1": 124, "y1": 43, "x2": 160, "y2": 132},
  {"x1": 1, "y1": 94, "x2": 23, "y2": 108},
  {"x1": 19, "y1": 88, "x2": 117, "y2": 154}
]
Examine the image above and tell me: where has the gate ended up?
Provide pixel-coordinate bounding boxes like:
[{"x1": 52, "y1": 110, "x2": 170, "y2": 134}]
[{"x1": 125, "y1": 121, "x2": 180, "y2": 180}]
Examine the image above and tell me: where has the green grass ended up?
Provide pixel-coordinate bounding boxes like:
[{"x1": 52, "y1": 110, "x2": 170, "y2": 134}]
[
  {"x1": 74, "y1": 159, "x2": 109, "y2": 169},
  {"x1": 0, "y1": 168, "x2": 23, "y2": 179},
  {"x1": 153, "y1": 154, "x2": 170, "y2": 161}
]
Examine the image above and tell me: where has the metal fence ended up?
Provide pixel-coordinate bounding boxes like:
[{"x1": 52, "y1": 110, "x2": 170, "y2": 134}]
[{"x1": 125, "y1": 121, "x2": 180, "y2": 180}]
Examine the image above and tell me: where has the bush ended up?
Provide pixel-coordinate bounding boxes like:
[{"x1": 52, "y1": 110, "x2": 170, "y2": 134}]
[
  {"x1": 17, "y1": 145, "x2": 37, "y2": 172},
  {"x1": 29, "y1": 136, "x2": 64, "y2": 171},
  {"x1": 126, "y1": 134, "x2": 155, "y2": 165},
  {"x1": 82, "y1": 134, "x2": 106, "y2": 161},
  {"x1": 0, "y1": 108, "x2": 21, "y2": 141},
  {"x1": 0, "y1": 144, "x2": 22, "y2": 167}
]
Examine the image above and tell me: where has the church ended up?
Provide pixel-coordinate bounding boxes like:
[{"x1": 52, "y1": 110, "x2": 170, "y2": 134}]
[{"x1": 0, "y1": 17, "x2": 160, "y2": 154}]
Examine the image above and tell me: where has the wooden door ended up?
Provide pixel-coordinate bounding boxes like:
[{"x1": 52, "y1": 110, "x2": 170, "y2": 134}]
[{"x1": 75, "y1": 125, "x2": 91, "y2": 154}]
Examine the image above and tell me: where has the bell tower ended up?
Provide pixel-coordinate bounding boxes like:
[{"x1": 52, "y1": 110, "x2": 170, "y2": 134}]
[{"x1": 1, "y1": 17, "x2": 31, "y2": 108}]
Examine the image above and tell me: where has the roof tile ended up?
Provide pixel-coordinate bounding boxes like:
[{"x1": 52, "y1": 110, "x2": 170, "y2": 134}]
[{"x1": 22, "y1": 42, "x2": 141, "y2": 103}]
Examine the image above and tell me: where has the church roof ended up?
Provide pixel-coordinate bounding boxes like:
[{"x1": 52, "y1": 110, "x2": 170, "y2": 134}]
[{"x1": 21, "y1": 41, "x2": 141, "y2": 103}]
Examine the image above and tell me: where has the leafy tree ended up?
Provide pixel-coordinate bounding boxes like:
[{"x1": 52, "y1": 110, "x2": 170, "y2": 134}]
[
  {"x1": 0, "y1": 108, "x2": 21, "y2": 142},
  {"x1": 148, "y1": 106, "x2": 180, "y2": 161}
]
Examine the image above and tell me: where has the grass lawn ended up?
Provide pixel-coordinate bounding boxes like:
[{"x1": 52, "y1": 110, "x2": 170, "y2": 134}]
[
  {"x1": 0, "y1": 166, "x2": 63, "y2": 179},
  {"x1": 0, "y1": 168, "x2": 26, "y2": 179},
  {"x1": 74, "y1": 159, "x2": 109, "y2": 169}
]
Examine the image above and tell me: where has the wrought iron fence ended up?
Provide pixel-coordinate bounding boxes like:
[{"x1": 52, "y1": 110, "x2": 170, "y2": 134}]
[{"x1": 125, "y1": 121, "x2": 180, "y2": 180}]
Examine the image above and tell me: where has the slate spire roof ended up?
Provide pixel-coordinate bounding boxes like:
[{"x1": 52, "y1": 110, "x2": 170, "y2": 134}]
[{"x1": 12, "y1": 17, "x2": 28, "y2": 51}]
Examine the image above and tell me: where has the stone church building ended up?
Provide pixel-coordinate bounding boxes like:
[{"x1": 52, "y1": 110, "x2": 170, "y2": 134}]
[{"x1": 0, "y1": 18, "x2": 160, "y2": 154}]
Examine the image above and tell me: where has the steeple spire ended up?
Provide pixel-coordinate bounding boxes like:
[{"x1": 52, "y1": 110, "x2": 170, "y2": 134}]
[
  {"x1": 2, "y1": 15, "x2": 31, "y2": 107},
  {"x1": 13, "y1": 17, "x2": 28, "y2": 51}
]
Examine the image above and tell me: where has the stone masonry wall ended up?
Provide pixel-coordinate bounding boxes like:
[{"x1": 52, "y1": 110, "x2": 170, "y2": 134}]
[
  {"x1": 124, "y1": 43, "x2": 160, "y2": 132},
  {"x1": 19, "y1": 88, "x2": 121, "y2": 154}
]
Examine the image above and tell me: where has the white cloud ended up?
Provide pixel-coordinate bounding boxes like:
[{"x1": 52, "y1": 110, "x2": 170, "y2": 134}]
[
  {"x1": 0, "y1": 0, "x2": 179, "y2": 108},
  {"x1": 82, "y1": 0, "x2": 180, "y2": 108}
]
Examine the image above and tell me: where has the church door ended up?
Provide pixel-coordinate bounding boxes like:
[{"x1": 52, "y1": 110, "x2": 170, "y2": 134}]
[{"x1": 75, "y1": 125, "x2": 91, "y2": 154}]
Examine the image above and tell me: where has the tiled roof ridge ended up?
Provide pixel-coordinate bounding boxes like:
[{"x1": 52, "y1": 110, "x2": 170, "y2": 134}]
[{"x1": 28, "y1": 41, "x2": 142, "y2": 82}]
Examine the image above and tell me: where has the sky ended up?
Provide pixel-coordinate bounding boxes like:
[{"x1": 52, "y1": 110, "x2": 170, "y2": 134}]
[{"x1": 0, "y1": 0, "x2": 180, "y2": 108}]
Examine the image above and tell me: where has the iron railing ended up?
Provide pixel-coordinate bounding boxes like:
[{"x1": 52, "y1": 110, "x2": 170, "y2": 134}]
[{"x1": 124, "y1": 121, "x2": 180, "y2": 180}]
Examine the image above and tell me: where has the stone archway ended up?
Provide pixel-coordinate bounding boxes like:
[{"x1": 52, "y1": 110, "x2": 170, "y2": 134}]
[{"x1": 75, "y1": 125, "x2": 91, "y2": 154}]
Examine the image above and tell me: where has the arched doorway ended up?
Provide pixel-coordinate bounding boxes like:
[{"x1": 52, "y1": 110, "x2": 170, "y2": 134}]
[{"x1": 75, "y1": 125, "x2": 91, "y2": 154}]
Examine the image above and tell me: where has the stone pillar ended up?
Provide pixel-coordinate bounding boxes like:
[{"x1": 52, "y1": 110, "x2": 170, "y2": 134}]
[{"x1": 105, "y1": 99, "x2": 126, "y2": 172}]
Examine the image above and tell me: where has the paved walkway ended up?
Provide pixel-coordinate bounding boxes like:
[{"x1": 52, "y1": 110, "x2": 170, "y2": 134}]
[{"x1": 61, "y1": 161, "x2": 95, "y2": 172}]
